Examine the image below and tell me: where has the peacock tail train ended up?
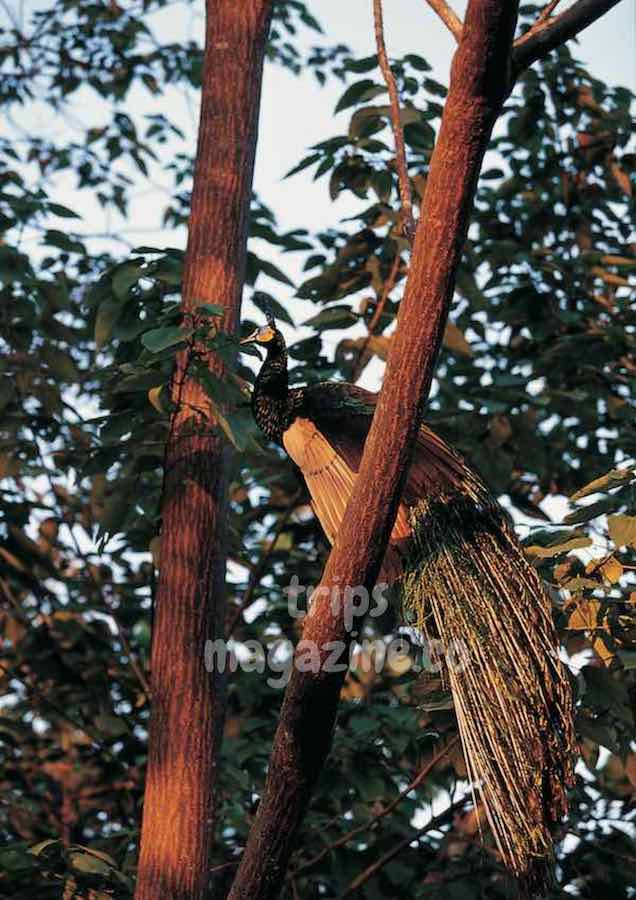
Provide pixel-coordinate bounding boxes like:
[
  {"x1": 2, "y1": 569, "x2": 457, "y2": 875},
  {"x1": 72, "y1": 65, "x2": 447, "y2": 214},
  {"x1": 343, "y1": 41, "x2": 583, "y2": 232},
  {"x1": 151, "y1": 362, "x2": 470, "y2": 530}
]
[
  {"x1": 402, "y1": 473, "x2": 576, "y2": 894},
  {"x1": 241, "y1": 319, "x2": 577, "y2": 894}
]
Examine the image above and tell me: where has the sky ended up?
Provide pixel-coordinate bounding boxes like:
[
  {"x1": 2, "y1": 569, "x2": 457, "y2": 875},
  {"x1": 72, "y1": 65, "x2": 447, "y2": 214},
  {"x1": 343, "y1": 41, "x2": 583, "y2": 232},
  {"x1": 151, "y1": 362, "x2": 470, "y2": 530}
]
[
  {"x1": 5, "y1": 1, "x2": 633, "y2": 286},
  {"x1": 254, "y1": 1, "x2": 635, "y2": 237}
]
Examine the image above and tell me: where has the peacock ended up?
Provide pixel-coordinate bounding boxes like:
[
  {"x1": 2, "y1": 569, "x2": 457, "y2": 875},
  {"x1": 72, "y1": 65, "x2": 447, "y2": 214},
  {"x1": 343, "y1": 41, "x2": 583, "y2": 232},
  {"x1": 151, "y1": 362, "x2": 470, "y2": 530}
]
[{"x1": 240, "y1": 309, "x2": 576, "y2": 893}]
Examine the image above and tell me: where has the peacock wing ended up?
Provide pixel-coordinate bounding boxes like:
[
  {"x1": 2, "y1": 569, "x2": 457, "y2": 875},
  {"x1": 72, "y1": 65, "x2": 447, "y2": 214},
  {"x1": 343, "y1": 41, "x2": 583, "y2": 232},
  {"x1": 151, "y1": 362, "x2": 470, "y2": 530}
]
[
  {"x1": 299, "y1": 382, "x2": 477, "y2": 508},
  {"x1": 282, "y1": 412, "x2": 408, "y2": 584},
  {"x1": 284, "y1": 382, "x2": 477, "y2": 583}
]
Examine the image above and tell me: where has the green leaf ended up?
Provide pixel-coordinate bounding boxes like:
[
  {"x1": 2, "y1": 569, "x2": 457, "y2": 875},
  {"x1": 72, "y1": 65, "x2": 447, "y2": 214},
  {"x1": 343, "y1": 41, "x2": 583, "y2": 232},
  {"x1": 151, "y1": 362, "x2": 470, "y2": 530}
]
[
  {"x1": 583, "y1": 666, "x2": 633, "y2": 724},
  {"x1": 94, "y1": 713, "x2": 128, "y2": 738},
  {"x1": 303, "y1": 306, "x2": 358, "y2": 330},
  {"x1": 255, "y1": 257, "x2": 294, "y2": 287},
  {"x1": 47, "y1": 202, "x2": 80, "y2": 219},
  {"x1": 95, "y1": 297, "x2": 126, "y2": 350},
  {"x1": 252, "y1": 292, "x2": 294, "y2": 326},
  {"x1": 525, "y1": 534, "x2": 592, "y2": 558},
  {"x1": 335, "y1": 80, "x2": 386, "y2": 114},
  {"x1": 618, "y1": 650, "x2": 636, "y2": 670},
  {"x1": 43, "y1": 229, "x2": 86, "y2": 254},
  {"x1": 481, "y1": 168, "x2": 505, "y2": 180},
  {"x1": 41, "y1": 347, "x2": 80, "y2": 381},
  {"x1": 570, "y1": 468, "x2": 635, "y2": 502},
  {"x1": 112, "y1": 261, "x2": 144, "y2": 299},
  {"x1": 404, "y1": 53, "x2": 431, "y2": 72},
  {"x1": 141, "y1": 325, "x2": 194, "y2": 353},
  {"x1": 423, "y1": 77, "x2": 448, "y2": 97},
  {"x1": 208, "y1": 399, "x2": 254, "y2": 451},
  {"x1": 564, "y1": 496, "x2": 618, "y2": 525},
  {"x1": 196, "y1": 303, "x2": 225, "y2": 317},
  {"x1": 284, "y1": 152, "x2": 321, "y2": 179},
  {"x1": 150, "y1": 254, "x2": 183, "y2": 285},
  {"x1": 98, "y1": 491, "x2": 130, "y2": 544},
  {"x1": 69, "y1": 848, "x2": 115, "y2": 876},
  {"x1": 348, "y1": 105, "x2": 386, "y2": 140},
  {"x1": 608, "y1": 514, "x2": 636, "y2": 548},
  {"x1": 345, "y1": 54, "x2": 378, "y2": 74}
]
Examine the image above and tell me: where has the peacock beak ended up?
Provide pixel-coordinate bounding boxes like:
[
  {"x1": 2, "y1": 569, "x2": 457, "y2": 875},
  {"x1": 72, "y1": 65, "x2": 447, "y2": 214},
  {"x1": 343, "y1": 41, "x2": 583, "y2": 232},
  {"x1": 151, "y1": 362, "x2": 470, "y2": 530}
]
[
  {"x1": 239, "y1": 329, "x2": 264, "y2": 359},
  {"x1": 239, "y1": 328, "x2": 260, "y2": 346}
]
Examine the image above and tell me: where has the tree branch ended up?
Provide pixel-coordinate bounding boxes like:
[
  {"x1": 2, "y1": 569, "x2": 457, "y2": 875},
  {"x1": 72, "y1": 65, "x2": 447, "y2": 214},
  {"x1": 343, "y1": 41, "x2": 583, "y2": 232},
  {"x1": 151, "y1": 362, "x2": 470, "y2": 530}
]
[
  {"x1": 373, "y1": 0, "x2": 415, "y2": 241},
  {"x1": 225, "y1": 490, "x2": 302, "y2": 638},
  {"x1": 227, "y1": 3, "x2": 519, "y2": 898},
  {"x1": 534, "y1": 0, "x2": 563, "y2": 25},
  {"x1": 513, "y1": 0, "x2": 623, "y2": 74},
  {"x1": 351, "y1": 252, "x2": 402, "y2": 382},
  {"x1": 291, "y1": 734, "x2": 459, "y2": 876},
  {"x1": 423, "y1": 0, "x2": 463, "y2": 41},
  {"x1": 338, "y1": 793, "x2": 470, "y2": 899}
]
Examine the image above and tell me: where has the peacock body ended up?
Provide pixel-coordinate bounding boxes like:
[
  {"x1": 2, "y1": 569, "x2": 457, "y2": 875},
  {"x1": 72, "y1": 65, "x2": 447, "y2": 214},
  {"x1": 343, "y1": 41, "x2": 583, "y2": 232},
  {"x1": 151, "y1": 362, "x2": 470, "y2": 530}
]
[{"x1": 241, "y1": 317, "x2": 575, "y2": 893}]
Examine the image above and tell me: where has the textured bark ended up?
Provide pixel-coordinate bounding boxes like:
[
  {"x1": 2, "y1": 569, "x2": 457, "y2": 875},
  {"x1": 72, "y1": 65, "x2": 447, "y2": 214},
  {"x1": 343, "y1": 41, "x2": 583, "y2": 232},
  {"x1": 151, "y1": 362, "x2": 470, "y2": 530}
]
[
  {"x1": 227, "y1": 3, "x2": 519, "y2": 898},
  {"x1": 134, "y1": 3, "x2": 273, "y2": 899}
]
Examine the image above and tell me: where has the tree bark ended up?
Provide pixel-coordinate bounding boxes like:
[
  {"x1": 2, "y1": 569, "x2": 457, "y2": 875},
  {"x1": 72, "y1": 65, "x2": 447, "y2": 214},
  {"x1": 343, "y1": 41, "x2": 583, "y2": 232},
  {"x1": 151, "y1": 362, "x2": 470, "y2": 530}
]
[
  {"x1": 134, "y1": 3, "x2": 273, "y2": 899},
  {"x1": 227, "y1": 2, "x2": 519, "y2": 898}
]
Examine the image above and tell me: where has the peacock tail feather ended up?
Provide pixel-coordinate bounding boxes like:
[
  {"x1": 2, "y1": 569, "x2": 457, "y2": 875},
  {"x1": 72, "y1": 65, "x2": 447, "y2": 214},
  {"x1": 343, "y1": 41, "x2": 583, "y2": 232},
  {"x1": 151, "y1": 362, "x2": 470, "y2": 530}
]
[{"x1": 402, "y1": 478, "x2": 576, "y2": 895}]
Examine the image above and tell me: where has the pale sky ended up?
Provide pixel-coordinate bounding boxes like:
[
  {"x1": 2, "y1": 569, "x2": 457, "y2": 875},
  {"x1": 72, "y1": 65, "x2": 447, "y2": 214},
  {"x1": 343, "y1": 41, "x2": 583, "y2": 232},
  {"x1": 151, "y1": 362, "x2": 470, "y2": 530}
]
[
  {"x1": 5, "y1": 1, "x2": 633, "y2": 281},
  {"x1": 255, "y1": 1, "x2": 635, "y2": 236}
]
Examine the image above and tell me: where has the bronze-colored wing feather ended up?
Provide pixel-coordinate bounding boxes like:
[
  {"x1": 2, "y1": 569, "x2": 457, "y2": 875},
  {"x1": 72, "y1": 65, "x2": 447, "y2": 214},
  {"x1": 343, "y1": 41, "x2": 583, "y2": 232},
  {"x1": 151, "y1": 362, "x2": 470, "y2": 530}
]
[
  {"x1": 282, "y1": 382, "x2": 470, "y2": 582},
  {"x1": 282, "y1": 416, "x2": 409, "y2": 583}
]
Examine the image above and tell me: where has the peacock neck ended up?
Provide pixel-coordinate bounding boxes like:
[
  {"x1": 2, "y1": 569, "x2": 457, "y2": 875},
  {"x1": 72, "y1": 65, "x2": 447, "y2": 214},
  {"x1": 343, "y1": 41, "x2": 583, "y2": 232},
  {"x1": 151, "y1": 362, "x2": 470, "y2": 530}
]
[{"x1": 252, "y1": 336, "x2": 290, "y2": 444}]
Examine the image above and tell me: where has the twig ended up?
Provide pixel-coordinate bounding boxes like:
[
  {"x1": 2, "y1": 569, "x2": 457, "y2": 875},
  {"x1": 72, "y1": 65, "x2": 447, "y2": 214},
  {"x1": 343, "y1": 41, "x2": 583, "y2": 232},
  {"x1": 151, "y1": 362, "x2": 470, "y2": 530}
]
[
  {"x1": 512, "y1": 0, "x2": 622, "y2": 75},
  {"x1": 29, "y1": 431, "x2": 151, "y2": 699},
  {"x1": 209, "y1": 861, "x2": 239, "y2": 875},
  {"x1": 225, "y1": 490, "x2": 302, "y2": 638},
  {"x1": 0, "y1": 660, "x2": 119, "y2": 763},
  {"x1": 337, "y1": 793, "x2": 470, "y2": 898},
  {"x1": 107, "y1": 601, "x2": 152, "y2": 698},
  {"x1": 292, "y1": 734, "x2": 459, "y2": 876},
  {"x1": 423, "y1": 0, "x2": 463, "y2": 42},
  {"x1": 535, "y1": 0, "x2": 563, "y2": 25},
  {"x1": 373, "y1": 0, "x2": 415, "y2": 241},
  {"x1": 351, "y1": 252, "x2": 401, "y2": 382},
  {"x1": 0, "y1": 576, "x2": 30, "y2": 623}
]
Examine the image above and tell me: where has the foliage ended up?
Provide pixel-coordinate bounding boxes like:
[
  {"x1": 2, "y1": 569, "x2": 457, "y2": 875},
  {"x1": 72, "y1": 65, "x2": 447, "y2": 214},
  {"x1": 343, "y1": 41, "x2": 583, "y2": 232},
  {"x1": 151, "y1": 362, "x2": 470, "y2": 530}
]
[{"x1": 0, "y1": 2, "x2": 635, "y2": 898}]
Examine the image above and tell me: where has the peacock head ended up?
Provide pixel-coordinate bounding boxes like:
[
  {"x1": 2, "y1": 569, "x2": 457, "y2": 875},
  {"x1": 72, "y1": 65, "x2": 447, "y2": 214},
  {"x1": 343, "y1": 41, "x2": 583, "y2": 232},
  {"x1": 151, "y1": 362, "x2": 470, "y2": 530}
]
[{"x1": 239, "y1": 303, "x2": 286, "y2": 357}]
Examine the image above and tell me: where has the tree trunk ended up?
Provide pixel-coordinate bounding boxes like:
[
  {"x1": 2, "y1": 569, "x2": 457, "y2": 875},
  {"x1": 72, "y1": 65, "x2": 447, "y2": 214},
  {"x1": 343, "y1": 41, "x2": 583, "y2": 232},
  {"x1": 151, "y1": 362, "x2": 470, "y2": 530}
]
[
  {"x1": 134, "y1": 3, "x2": 273, "y2": 899},
  {"x1": 227, "y1": 2, "x2": 519, "y2": 898}
]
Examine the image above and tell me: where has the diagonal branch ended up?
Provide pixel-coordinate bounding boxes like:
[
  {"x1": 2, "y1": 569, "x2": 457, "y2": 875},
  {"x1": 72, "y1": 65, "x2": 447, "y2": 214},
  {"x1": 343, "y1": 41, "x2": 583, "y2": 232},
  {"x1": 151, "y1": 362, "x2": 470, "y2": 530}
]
[
  {"x1": 227, "y1": 3, "x2": 519, "y2": 898},
  {"x1": 226, "y1": 490, "x2": 302, "y2": 638},
  {"x1": 337, "y1": 794, "x2": 470, "y2": 899},
  {"x1": 423, "y1": 0, "x2": 463, "y2": 41},
  {"x1": 373, "y1": 0, "x2": 415, "y2": 241},
  {"x1": 351, "y1": 252, "x2": 402, "y2": 382},
  {"x1": 513, "y1": 0, "x2": 623, "y2": 74},
  {"x1": 291, "y1": 734, "x2": 459, "y2": 876},
  {"x1": 534, "y1": 0, "x2": 563, "y2": 24}
]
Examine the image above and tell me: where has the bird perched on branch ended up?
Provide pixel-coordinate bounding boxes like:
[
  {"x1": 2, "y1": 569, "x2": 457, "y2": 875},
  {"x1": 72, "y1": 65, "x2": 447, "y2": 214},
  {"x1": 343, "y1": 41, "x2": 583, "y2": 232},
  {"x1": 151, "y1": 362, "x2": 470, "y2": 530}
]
[{"x1": 240, "y1": 309, "x2": 575, "y2": 894}]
